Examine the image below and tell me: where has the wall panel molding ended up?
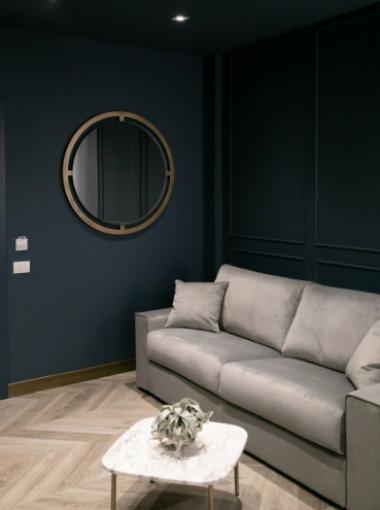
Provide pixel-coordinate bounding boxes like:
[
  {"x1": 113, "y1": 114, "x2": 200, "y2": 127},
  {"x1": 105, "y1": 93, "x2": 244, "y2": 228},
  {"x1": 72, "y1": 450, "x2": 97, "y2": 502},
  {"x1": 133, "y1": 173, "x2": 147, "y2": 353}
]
[
  {"x1": 203, "y1": 55, "x2": 216, "y2": 279},
  {"x1": 316, "y1": 259, "x2": 380, "y2": 274},
  {"x1": 230, "y1": 234, "x2": 304, "y2": 245},
  {"x1": 316, "y1": 242, "x2": 380, "y2": 255},
  {"x1": 231, "y1": 248, "x2": 305, "y2": 262}
]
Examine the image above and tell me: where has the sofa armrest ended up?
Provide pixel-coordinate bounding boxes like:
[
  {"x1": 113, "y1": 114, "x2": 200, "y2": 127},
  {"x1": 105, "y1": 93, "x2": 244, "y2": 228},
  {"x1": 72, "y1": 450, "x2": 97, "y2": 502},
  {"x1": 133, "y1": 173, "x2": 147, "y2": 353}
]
[
  {"x1": 135, "y1": 308, "x2": 171, "y2": 390},
  {"x1": 346, "y1": 383, "x2": 380, "y2": 510}
]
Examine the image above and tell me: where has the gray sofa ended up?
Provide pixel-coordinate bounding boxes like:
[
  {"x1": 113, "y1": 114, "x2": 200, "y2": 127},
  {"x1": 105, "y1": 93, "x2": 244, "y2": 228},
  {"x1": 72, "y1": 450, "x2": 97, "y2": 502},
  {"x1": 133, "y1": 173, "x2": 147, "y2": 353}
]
[{"x1": 135, "y1": 264, "x2": 380, "y2": 509}]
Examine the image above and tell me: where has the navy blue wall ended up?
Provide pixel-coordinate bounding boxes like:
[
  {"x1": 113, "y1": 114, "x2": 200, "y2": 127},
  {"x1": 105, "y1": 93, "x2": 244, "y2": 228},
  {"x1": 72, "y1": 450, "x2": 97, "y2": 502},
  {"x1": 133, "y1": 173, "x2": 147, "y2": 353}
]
[
  {"x1": 0, "y1": 101, "x2": 8, "y2": 397},
  {"x1": 0, "y1": 27, "x2": 204, "y2": 383}
]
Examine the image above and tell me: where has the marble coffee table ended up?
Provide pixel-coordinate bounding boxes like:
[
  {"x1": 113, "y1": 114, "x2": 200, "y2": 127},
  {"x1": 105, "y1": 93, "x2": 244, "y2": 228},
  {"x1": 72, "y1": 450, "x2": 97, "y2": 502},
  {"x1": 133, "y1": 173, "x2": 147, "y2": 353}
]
[{"x1": 102, "y1": 417, "x2": 248, "y2": 509}]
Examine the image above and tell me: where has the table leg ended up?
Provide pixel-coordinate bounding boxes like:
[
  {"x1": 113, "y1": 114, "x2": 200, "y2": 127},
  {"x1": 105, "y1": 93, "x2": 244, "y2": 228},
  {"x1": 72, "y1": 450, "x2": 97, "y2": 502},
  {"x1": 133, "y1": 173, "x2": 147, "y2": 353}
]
[
  {"x1": 234, "y1": 463, "x2": 240, "y2": 497},
  {"x1": 208, "y1": 485, "x2": 214, "y2": 510},
  {"x1": 111, "y1": 473, "x2": 117, "y2": 510}
]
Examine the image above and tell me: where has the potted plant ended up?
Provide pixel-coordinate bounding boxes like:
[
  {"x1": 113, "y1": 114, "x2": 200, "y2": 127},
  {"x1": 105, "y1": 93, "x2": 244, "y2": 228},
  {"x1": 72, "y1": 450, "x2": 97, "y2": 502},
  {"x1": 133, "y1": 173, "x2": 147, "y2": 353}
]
[{"x1": 151, "y1": 398, "x2": 213, "y2": 451}]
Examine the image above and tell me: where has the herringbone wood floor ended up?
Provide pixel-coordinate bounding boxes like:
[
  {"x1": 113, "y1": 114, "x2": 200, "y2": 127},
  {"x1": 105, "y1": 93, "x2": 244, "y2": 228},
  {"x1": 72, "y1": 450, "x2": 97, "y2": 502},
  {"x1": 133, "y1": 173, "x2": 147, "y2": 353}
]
[{"x1": 0, "y1": 372, "x2": 335, "y2": 510}]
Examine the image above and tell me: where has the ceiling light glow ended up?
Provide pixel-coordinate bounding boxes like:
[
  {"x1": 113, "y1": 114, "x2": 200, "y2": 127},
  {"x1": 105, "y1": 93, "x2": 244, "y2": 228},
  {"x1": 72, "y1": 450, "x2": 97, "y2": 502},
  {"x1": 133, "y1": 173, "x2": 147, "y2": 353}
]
[{"x1": 172, "y1": 14, "x2": 190, "y2": 23}]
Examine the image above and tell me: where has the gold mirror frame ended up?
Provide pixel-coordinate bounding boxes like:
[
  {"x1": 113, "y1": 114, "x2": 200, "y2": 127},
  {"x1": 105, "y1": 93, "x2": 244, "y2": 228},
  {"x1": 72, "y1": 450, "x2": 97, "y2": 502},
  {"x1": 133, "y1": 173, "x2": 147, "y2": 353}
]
[{"x1": 62, "y1": 111, "x2": 175, "y2": 235}]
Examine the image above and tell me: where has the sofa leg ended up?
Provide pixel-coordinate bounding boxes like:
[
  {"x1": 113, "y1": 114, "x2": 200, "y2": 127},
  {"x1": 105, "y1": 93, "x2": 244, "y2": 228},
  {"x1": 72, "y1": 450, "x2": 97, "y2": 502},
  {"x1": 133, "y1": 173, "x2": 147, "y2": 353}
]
[
  {"x1": 234, "y1": 463, "x2": 240, "y2": 497},
  {"x1": 111, "y1": 473, "x2": 117, "y2": 510},
  {"x1": 208, "y1": 485, "x2": 214, "y2": 510}
]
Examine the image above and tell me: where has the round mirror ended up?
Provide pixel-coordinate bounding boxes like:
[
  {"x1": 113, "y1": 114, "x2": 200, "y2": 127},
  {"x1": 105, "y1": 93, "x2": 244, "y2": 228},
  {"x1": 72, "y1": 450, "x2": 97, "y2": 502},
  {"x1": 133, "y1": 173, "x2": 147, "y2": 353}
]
[{"x1": 62, "y1": 111, "x2": 175, "y2": 235}]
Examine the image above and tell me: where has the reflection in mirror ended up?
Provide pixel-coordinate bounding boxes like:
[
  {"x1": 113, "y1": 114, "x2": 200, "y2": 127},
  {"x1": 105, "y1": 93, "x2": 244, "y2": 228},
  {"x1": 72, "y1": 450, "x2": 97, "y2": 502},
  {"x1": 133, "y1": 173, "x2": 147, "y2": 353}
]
[
  {"x1": 63, "y1": 111, "x2": 174, "y2": 235},
  {"x1": 72, "y1": 119, "x2": 166, "y2": 225}
]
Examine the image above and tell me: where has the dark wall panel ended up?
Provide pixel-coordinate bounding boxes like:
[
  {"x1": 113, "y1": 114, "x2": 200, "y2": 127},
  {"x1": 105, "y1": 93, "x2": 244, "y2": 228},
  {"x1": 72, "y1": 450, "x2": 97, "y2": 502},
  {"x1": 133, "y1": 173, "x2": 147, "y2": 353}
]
[
  {"x1": 231, "y1": 250, "x2": 306, "y2": 280},
  {"x1": 0, "y1": 28, "x2": 203, "y2": 383},
  {"x1": 229, "y1": 34, "x2": 315, "y2": 243},
  {"x1": 317, "y1": 13, "x2": 380, "y2": 251},
  {"x1": 317, "y1": 261, "x2": 380, "y2": 294},
  {"x1": 225, "y1": 7, "x2": 380, "y2": 293},
  {"x1": 225, "y1": 31, "x2": 315, "y2": 281}
]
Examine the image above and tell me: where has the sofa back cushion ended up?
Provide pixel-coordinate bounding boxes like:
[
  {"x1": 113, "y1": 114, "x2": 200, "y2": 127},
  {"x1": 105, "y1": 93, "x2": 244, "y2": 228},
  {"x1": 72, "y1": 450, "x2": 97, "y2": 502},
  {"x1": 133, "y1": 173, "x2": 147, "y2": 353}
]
[
  {"x1": 215, "y1": 264, "x2": 307, "y2": 351},
  {"x1": 346, "y1": 320, "x2": 380, "y2": 388},
  {"x1": 282, "y1": 283, "x2": 380, "y2": 372}
]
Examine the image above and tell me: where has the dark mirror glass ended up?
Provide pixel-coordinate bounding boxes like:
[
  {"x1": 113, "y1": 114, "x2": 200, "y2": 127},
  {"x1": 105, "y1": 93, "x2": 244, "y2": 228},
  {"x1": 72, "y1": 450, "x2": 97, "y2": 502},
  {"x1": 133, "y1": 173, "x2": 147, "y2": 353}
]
[{"x1": 72, "y1": 119, "x2": 167, "y2": 226}]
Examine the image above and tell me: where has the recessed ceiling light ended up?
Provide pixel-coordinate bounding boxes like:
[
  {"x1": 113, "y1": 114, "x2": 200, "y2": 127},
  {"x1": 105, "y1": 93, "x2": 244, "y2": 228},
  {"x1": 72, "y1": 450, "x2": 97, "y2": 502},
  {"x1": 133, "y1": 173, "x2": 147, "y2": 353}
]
[{"x1": 172, "y1": 14, "x2": 190, "y2": 23}]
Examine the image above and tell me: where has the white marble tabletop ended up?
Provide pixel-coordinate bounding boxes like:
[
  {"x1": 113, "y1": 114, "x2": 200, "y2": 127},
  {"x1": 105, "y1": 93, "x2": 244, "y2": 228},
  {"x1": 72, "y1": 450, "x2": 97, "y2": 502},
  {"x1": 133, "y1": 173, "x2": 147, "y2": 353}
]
[{"x1": 102, "y1": 417, "x2": 247, "y2": 487}]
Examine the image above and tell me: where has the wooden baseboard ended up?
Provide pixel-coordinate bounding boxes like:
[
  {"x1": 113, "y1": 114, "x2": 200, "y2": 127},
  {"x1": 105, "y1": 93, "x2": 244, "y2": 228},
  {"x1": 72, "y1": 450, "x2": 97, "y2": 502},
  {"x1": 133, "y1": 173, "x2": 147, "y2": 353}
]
[{"x1": 8, "y1": 359, "x2": 136, "y2": 398}]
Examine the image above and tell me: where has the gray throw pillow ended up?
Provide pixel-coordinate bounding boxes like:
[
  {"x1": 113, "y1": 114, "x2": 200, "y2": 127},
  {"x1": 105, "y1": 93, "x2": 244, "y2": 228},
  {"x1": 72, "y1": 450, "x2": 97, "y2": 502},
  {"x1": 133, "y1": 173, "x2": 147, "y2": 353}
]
[
  {"x1": 346, "y1": 320, "x2": 380, "y2": 389},
  {"x1": 166, "y1": 280, "x2": 228, "y2": 333}
]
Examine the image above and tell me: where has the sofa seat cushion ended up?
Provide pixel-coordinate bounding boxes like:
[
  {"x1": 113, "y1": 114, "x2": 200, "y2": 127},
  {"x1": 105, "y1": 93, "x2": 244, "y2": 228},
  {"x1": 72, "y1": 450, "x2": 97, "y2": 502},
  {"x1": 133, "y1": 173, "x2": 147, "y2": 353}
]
[
  {"x1": 147, "y1": 328, "x2": 280, "y2": 394},
  {"x1": 220, "y1": 358, "x2": 354, "y2": 454}
]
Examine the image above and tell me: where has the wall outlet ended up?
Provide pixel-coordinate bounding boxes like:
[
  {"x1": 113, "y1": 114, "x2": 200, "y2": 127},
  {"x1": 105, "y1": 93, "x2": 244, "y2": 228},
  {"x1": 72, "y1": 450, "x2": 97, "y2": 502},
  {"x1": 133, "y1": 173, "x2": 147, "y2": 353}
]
[{"x1": 13, "y1": 261, "x2": 31, "y2": 274}]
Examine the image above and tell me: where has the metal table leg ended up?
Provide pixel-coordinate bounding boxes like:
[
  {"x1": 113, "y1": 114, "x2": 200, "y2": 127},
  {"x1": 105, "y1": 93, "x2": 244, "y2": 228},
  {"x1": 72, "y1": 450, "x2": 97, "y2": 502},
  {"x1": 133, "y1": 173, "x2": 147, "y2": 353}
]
[
  {"x1": 208, "y1": 485, "x2": 214, "y2": 510},
  {"x1": 234, "y1": 463, "x2": 240, "y2": 497},
  {"x1": 111, "y1": 473, "x2": 117, "y2": 510}
]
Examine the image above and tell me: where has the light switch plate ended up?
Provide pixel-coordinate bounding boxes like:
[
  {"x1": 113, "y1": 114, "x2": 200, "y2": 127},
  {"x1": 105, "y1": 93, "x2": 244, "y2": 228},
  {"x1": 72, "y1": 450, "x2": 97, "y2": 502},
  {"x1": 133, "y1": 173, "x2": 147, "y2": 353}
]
[
  {"x1": 13, "y1": 261, "x2": 31, "y2": 274},
  {"x1": 15, "y1": 236, "x2": 28, "y2": 251}
]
